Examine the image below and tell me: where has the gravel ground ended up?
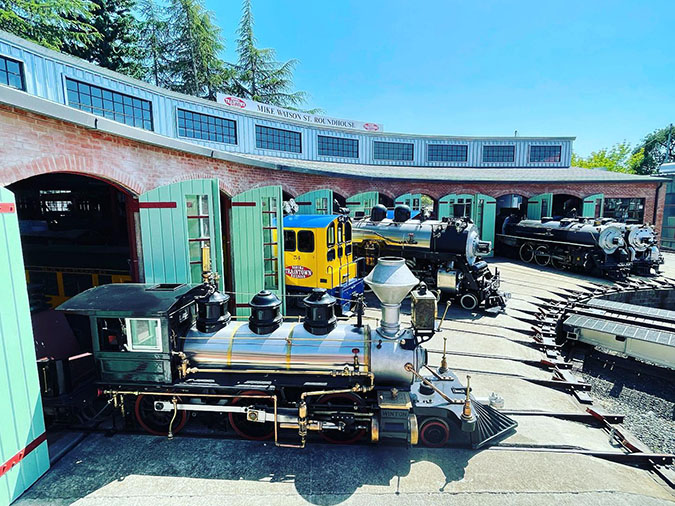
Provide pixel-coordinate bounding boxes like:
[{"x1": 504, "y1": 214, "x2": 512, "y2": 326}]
[{"x1": 577, "y1": 351, "x2": 675, "y2": 454}]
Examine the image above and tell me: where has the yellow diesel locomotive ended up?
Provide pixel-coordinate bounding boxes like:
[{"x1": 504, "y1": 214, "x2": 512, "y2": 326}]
[{"x1": 282, "y1": 214, "x2": 363, "y2": 314}]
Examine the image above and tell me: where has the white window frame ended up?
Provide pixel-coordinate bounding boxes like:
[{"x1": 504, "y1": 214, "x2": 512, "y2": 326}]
[{"x1": 125, "y1": 317, "x2": 163, "y2": 352}]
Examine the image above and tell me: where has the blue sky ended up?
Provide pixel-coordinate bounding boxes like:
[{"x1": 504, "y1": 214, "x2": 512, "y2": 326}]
[{"x1": 206, "y1": 0, "x2": 674, "y2": 156}]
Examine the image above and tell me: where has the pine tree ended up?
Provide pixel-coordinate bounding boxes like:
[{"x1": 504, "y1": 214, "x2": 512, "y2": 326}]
[
  {"x1": 0, "y1": 0, "x2": 98, "y2": 51},
  {"x1": 65, "y1": 0, "x2": 144, "y2": 78},
  {"x1": 138, "y1": 0, "x2": 171, "y2": 87},
  {"x1": 165, "y1": 0, "x2": 229, "y2": 100},
  {"x1": 229, "y1": 0, "x2": 308, "y2": 108}
]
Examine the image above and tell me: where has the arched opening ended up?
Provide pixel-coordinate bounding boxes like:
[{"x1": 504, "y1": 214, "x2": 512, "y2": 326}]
[
  {"x1": 420, "y1": 194, "x2": 436, "y2": 218},
  {"x1": 496, "y1": 194, "x2": 528, "y2": 233},
  {"x1": 552, "y1": 194, "x2": 583, "y2": 218},
  {"x1": 332, "y1": 191, "x2": 347, "y2": 212},
  {"x1": 7, "y1": 172, "x2": 138, "y2": 427},
  {"x1": 378, "y1": 193, "x2": 394, "y2": 210},
  {"x1": 394, "y1": 193, "x2": 436, "y2": 219}
]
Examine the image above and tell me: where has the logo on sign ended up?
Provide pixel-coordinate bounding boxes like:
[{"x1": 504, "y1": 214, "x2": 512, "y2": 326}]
[
  {"x1": 363, "y1": 123, "x2": 380, "y2": 131},
  {"x1": 223, "y1": 96, "x2": 247, "y2": 108},
  {"x1": 285, "y1": 265, "x2": 313, "y2": 279}
]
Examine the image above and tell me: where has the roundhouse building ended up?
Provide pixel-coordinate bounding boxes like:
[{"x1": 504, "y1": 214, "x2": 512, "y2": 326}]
[{"x1": 0, "y1": 29, "x2": 667, "y2": 307}]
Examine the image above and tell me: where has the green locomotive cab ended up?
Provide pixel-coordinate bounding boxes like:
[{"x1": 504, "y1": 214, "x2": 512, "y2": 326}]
[{"x1": 58, "y1": 282, "x2": 201, "y2": 386}]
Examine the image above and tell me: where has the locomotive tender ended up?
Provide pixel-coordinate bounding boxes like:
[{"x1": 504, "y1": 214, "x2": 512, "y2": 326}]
[
  {"x1": 497, "y1": 216, "x2": 632, "y2": 280},
  {"x1": 352, "y1": 205, "x2": 507, "y2": 311},
  {"x1": 57, "y1": 258, "x2": 516, "y2": 448}
]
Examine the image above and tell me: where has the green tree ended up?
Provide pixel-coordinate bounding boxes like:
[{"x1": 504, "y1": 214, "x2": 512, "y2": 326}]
[
  {"x1": 228, "y1": 0, "x2": 309, "y2": 108},
  {"x1": 165, "y1": 0, "x2": 229, "y2": 99},
  {"x1": 138, "y1": 0, "x2": 171, "y2": 86},
  {"x1": 632, "y1": 125, "x2": 675, "y2": 175},
  {"x1": 65, "y1": 0, "x2": 144, "y2": 78},
  {"x1": 571, "y1": 142, "x2": 644, "y2": 174},
  {"x1": 0, "y1": 0, "x2": 98, "y2": 51}
]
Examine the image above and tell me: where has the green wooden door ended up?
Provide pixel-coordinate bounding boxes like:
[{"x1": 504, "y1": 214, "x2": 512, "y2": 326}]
[
  {"x1": 395, "y1": 193, "x2": 422, "y2": 211},
  {"x1": 582, "y1": 193, "x2": 604, "y2": 218},
  {"x1": 527, "y1": 193, "x2": 553, "y2": 220},
  {"x1": 295, "y1": 189, "x2": 333, "y2": 215},
  {"x1": 473, "y1": 194, "x2": 496, "y2": 257},
  {"x1": 0, "y1": 187, "x2": 50, "y2": 504},
  {"x1": 139, "y1": 179, "x2": 224, "y2": 289},
  {"x1": 438, "y1": 193, "x2": 474, "y2": 219},
  {"x1": 231, "y1": 186, "x2": 285, "y2": 316},
  {"x1": 346, "y1": 191, "x2": 379, "y2": 218}
]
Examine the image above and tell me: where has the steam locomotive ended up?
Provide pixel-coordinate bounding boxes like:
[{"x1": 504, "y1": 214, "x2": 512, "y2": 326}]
[
  {"x1": 352, "y1": 204, "x2": 507, "y2": 311},
  {"x1": 55, "y1": 258, "x2": 516, "y2": 448},
  {"x1": 496, "y1": 216, "x2": 632, "y2": 280}
]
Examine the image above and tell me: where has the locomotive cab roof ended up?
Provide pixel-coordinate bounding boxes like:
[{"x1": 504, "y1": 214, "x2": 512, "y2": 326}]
[
  {"x1": 57, "y1": 282, "x2": 201, "y2": 317},
  {"x1": 283, "y1": 214, "x2": 346, "y2": 229}
]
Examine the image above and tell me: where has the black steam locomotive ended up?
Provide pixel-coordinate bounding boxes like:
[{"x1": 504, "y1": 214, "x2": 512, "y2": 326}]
[
  {"x1": 52, "y1": 258, "x2": 517, "y2": 448},
  {"x1": 496, "y1": 215, "x2": 632, "y2": 280},
  {"x1": 352, "y1": 205, "x2": 507, "y2": 311}
]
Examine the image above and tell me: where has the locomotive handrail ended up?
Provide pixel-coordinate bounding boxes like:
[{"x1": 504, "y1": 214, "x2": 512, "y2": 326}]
[
  {"x1": 335, "y1": 255, "x2": 364, "y2": 283},
  {"x1": 496, "y1": 233, "x2": 595, "y2": 249}
]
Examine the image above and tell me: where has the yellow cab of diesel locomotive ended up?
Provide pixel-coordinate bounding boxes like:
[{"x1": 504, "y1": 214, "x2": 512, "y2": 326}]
[{"x1": 281, "y1": 215, "x2": 358, "y2": 291}]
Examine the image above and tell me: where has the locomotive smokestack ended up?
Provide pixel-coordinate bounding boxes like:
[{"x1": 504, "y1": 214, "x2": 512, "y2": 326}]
[{"x1": 364, "y1": 257, "x2": 419, "y2": 338}]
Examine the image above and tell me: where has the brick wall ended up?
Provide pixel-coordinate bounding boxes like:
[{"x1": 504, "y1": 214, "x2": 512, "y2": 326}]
[{"x1": 0, "y1": 104, "x2": 663, "y2": 229}]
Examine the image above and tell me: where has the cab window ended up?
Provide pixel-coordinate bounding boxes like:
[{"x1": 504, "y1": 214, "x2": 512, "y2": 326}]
[
  {"x1": 126, "y1": 318, "x2": 162, "y2": 352},
  {"x1": 338, "y1": 223, "x2": 343, "y2": 243},
  {"x1": 284, "y1": 230, "x2": 296, "y2": 252},
  {"x1": 345, "y1": 221, "x2": 352, "y2": 241},
  {"x1": 97, "y1": 317, "x2": 126, "y2": 351},
  {"x1": 298, "y1": 230, "x2": 315, "y2": 253},
  {"x1": 327, "y1": 223, "x2": 336, "y2": 248}
]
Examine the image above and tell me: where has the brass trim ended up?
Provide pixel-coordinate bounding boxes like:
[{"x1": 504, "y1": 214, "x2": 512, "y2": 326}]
[
  {"x1": 370, "y1": 417, "x2": 380, "y2": 443},
  {"x1": 226, "y1": 322, "x2": 244, "y2": 366},
  {"x1": 286, "y1": 323, "x2": 298, "y2": 370},
  {"x1": 408, "y1": 413, "x2": 419, "y2": 446}
]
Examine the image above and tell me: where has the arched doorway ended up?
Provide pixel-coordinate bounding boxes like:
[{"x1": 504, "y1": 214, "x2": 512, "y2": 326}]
[
  {"x1": 5, "y1": 172, "x2": 139, "y2": 435},
  {"x1": 552, "y1": 193, "x2": 583, "y2": 218},
  {"x1": 395, "y1": 193, "x2": 436, "y2": 218},
  {"x1": 496, "y1": 194, "x2": 528, "y2": 234}
]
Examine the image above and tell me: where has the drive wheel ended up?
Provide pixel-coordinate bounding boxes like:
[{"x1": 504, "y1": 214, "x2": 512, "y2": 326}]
[
  {"x1": 420, "y1": 418, "x2": 451, "y2": 448},
  {"x1": 134, "y1": 394, "x2": 187, "y2": 436},
  {"x1": 519, "y1": 242, "x2": 535, "y2": 263},
  {"x1": 315, "y1": 392, "x2": 367, "y2": 444},
  {"x1": 228, "y1": 390, "x2": 275, "y2": 441},
  {"x1": 459, "y1": 292, "x2": 480, "y2": 311},
  {"x1": 534, "y1": 245, "x2": 551, "y2": 266}
]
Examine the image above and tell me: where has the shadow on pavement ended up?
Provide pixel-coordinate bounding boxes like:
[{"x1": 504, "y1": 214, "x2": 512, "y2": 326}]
[{"x1": 18, "y1": 434, "x2": 476, "y2": 505}]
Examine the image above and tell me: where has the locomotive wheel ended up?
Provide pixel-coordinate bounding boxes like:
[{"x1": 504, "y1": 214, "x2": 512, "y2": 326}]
[
  {"x1": 534, "y1": 245, "x2": 551, "y2": 266},
  {"x1": 519, "y1": 243, "x2": 535, "y2": 263},
  {"x1": 228, "y1": 390, "x2": 275, "y2": 441},
  {"x1": 315, "y1": 392, "x2": 367, "y2": 444},
  {"x1": 134, "y1": 394, "x2": 188, "y2": 436},
  {"x1": 420, "y1": 418, "x2": 451, "y2": 448},
  {"x1": 459, "y1": 292, "x2": 479, "y2": 311},
  {"x1": 550, "y1": 254, "x2": 565, "y2": 270}
]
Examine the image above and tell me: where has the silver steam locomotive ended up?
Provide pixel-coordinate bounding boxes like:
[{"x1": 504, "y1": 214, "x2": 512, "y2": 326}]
[{"x1": 57, "y1": 258, "x2": 517, "y2": 448}]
